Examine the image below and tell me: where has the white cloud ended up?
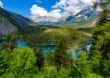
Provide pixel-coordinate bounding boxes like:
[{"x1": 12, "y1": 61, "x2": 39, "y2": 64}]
[
  {"x1": 81, "y1": 0, "x2": 98, "y2": 5},
  {"x1": 52, "y1": 0, "x2": 99, "y2": 15},
  {"x1": 30, "y1": 0, "x2": 99, "y2": 22},
  {"x1": 30, "y1": 4, "x2": 62, "y2": 22},
  {"x1": 30, "y1": 5, "x2": 48, "y2": 16},
  {"x1": 96, "y1": 6, "x2": 102, "y2": 11},
  {"x1": 0, "y1": 1, "x2": 3, "y2": 8}
]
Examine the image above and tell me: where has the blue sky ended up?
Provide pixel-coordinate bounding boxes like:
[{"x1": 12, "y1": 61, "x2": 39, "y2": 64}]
[
  {"x1": 0, "y1": 0, "x2": 99, "y2": 22},
  {"x1": 2, "y1": 0, "x2": 59, "y2": 17}
]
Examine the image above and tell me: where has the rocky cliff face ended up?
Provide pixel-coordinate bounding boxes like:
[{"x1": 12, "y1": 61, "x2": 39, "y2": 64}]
[
  {"x1": 0, "y1": 18, "x2": 16, "y2": 35},
  {"x1": 0, "y1": 7, "x2": 33, "y2": 35},
  {"x1": 0, "y1": 12, "x2": 17, "y2": 35}
]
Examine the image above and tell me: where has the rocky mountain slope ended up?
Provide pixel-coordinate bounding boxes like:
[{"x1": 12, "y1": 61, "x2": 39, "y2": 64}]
[{"x1": 0, "y1": 7, "x2": 33, "y2": 35}]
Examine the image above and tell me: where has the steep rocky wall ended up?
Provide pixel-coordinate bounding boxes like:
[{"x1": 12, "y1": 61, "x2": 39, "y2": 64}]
[{"x1": 0, "y1": 19, "x2": 17, "y2": 35}]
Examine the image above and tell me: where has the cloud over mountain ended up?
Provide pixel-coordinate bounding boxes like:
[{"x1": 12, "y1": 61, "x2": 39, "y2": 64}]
[
  {"x1": 0, "y1": 1, "x2": 3, "y2": 8},
  {"x1": 30, "y1": 0, "x2": 99, "y2": 22},
  {"x1": 30, "y1": 5, "x2": 62, "y2": 22}
]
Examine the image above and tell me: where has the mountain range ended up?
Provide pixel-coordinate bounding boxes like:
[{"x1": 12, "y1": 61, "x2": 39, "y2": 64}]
[
  {"x1": 36, "y1": 6, "x2": 100, "y2": 26},
  {"x1": 0, "y1": 6, "x2": 99, "y2": 35}
]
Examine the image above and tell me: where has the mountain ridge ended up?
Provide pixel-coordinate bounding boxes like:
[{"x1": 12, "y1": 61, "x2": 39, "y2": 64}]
[
  {"x1": 0, "y1": 7, "x2": 33, "y2": 35},
  {"x1": 35, "y1": 6, "x2": 100, "y2": 26}
]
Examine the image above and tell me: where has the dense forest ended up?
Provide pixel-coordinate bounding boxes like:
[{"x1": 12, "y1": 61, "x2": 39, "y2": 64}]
[{"x1": 0, "y1": 0, "x2": 110, "y2": 78}]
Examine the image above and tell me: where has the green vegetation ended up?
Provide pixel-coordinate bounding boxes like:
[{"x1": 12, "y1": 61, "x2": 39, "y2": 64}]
[
  {"x1": 0, "y1": 0, "x2": 110, "y2": 78},
  {"x1": 0, "y1": 47, "x2": 37, "y2": 78},
  {"x1": 14, "y1": 26, "x2": 89, "y2": 50},
  {"x1": 89, "y1": 0, "x2": 110, "y2": 77},
  {"x1": 54, "y1": 38, "x2": 72, "y2": 71},
  {"x1": 35, "y1": 47, "x2": 44, "y2": 70}
]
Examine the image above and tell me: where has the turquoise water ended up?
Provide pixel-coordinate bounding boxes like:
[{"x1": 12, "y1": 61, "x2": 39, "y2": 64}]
[
  {"x1": 42, "y1": 45, "x2": 57, "y2": 54},
  {"x1": 87, "y1": 44, "x2": 92, "y2": 52},
  {"x1": 35, "y1": 44, "x2": 57, "y2": 54},
  {"x1": 16, "y1": 40, "x2": 79, "y2": 59},
  {"x1": 16, "y1": 40, "x2": 28, "y2": 48},
  {"x1": 41, "y1": 45, "x2": 79, "y2": 59},
  {"x1": 42, "y1": 45, "x2": 79, "y2": 59},
  {"x1": 69, "y1": 49, "x2": 80, "y2": 59},
  {"x1": 72, "y1": 51, "x2": 79, "y2": 59}
]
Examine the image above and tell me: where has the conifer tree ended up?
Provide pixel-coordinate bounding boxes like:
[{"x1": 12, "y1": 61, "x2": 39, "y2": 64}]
[
  {"x1": 35, "y1": 46, "x2": 44, "y2": 70},
  {"x1": 54, "y1": 38, "x2": 71, "y2": 71},
  {"x1": 46, "y1": 50, "x2": 54, "y2": 65},
  {"x1": 90, "y1": 0, "x2": 110, "y2": 77}
]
